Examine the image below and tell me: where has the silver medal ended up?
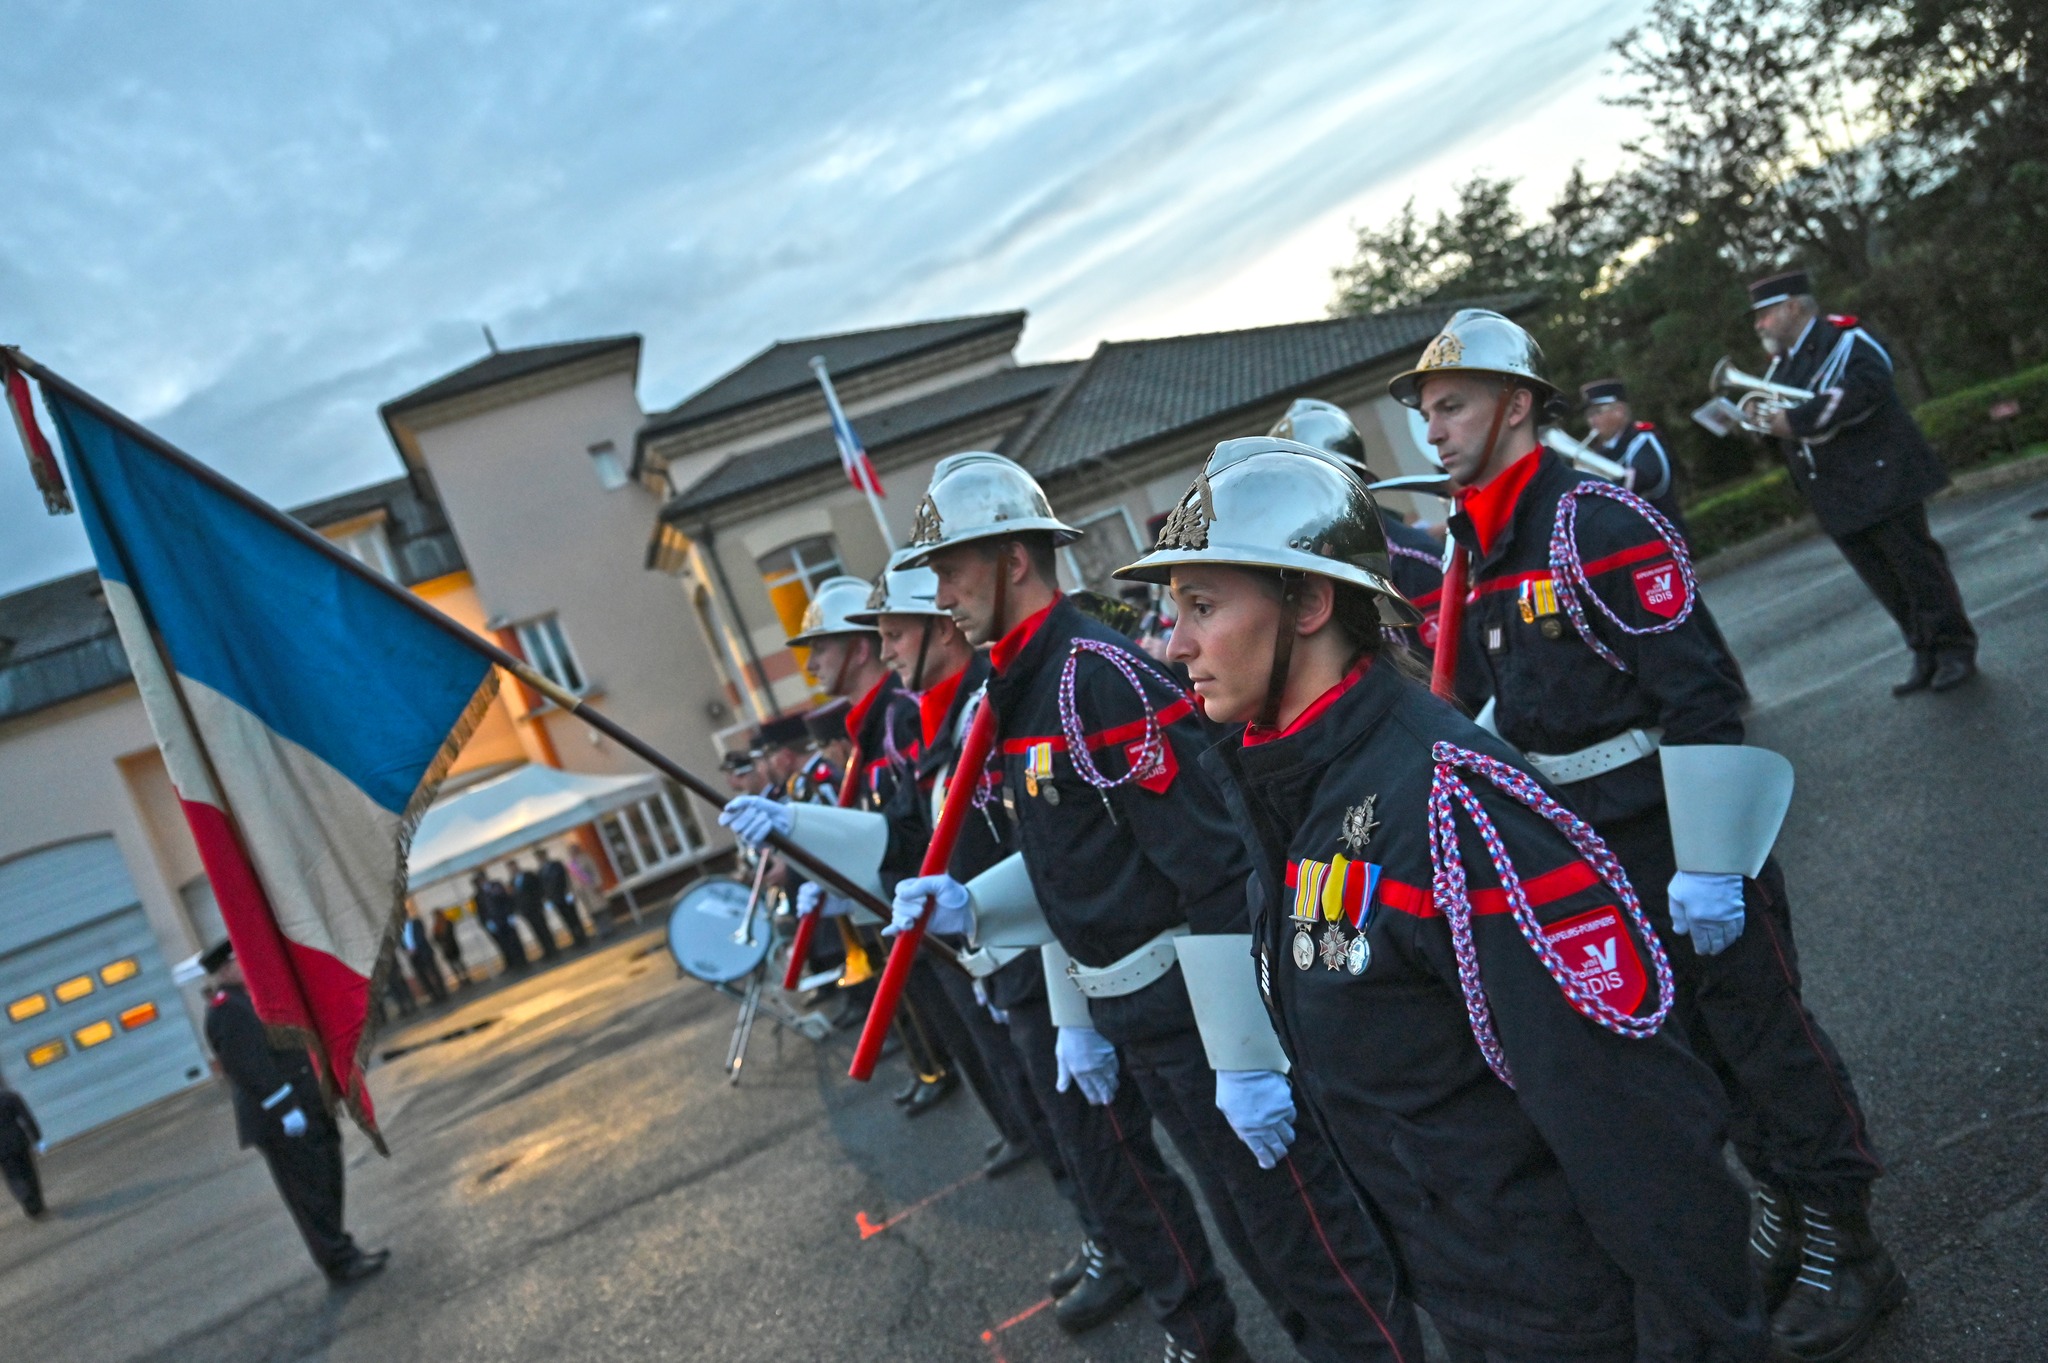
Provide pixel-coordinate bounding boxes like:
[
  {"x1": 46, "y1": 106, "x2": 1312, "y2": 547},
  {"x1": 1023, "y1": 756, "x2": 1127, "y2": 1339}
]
[
  {"x1": 1291, "y1": 929, "x2": 1315, "y2": 970},
  {"x1": 1346, "y1": 932, "x2": 1371, "y2": 976},
  {"x1": 1042, "y1": 783, "x2": 1060, "y2": 805}
]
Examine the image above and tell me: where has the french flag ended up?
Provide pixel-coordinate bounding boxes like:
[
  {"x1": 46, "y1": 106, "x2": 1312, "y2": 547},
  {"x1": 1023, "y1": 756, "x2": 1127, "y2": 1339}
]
[
  {"x1": 810, "y1": 356, "x2": 885, "y2": 498},
  {"x1": 46, "y1": 391, "x2": 497, "y2": 1146}
]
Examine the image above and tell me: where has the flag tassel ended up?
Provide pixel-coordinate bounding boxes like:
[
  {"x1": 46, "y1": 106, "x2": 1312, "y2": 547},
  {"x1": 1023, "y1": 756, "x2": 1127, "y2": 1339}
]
[{"x1": 2, "y1": 356, "x2": 72, "y2": 514}]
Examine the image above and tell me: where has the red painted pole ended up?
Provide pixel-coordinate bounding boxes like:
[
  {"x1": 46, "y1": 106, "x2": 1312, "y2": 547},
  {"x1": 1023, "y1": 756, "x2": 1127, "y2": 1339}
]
[
  {"x1": 848, "y1": 701, "x2": 998, "y2": 1080},
  {"x1": 1430, "y1": 542, "x2": 1469, "y2": 701},
  {"x1": 780, "y1": 741, "x2": 864, "y2": 991}
]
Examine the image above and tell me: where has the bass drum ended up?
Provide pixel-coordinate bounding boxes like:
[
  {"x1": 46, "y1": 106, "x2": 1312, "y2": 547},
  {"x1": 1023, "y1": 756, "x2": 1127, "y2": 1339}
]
[{"x1": 668, "y1": 877, "x2": 773, "y2": 984}]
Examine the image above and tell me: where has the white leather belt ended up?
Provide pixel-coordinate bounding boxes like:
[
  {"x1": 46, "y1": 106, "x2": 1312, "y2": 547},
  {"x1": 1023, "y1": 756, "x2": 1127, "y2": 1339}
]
[
  {"x1": 957, "y1": 944, "x2": 1028, "y2": 979},
  {"x1": 1526, "y1": 728, "x2": 1660, "y2": 786},
  {"x1": 1067, "y1": 926, "x2": 1190, "y2": 999}
]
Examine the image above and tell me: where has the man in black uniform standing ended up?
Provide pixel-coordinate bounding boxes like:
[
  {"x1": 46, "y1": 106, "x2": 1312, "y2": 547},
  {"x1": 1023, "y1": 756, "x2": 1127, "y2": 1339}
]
[
  {"x1": 1580, "y1": 379, "x2": 1687, "y2": 530},
  {"x1": 200, "y1": 940, "x2": 388, "y2": 1285},
  {"x1": 895, "y1": 452, "x2": 1421, "y2": 1363},
  {"x1": 0, "y1": 1080, "x2": 44, "y2": 1219},
  {"x1": 512, "y1": 859, "x2": 560, "y2": 962},
  {"x1": 1748, "y1": 268, "x2": 1978, "y2": 693},
  {"x1": 536, "y1": 849, "x2": 589, "y2": 948},
  {"x1": 1396, "y1": 309, "x2": 1900, "y2": 1360}
]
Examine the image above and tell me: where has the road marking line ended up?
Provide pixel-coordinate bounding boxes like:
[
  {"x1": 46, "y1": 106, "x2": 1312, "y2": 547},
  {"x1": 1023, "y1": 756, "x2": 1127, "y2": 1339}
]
[
  {"x1": 855, "y1": 1168, "x2": 985, "y2": 1239},
  {"x1": 981, "y1": 1296, "x2": 1055, "y2": 1363}
]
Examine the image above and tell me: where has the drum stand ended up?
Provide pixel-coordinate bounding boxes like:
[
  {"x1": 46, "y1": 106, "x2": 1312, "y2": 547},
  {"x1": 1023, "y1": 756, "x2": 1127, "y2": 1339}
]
[{"x1": 721, "y1": 861, "x2": 836, "y2": 1085}]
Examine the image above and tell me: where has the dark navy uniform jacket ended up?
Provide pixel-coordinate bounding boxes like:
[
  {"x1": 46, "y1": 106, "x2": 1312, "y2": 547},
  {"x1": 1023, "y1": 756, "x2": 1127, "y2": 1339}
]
[
  {"x1": 1382, "y1": 514, "x2": 1447, "y2": 656},
  {"x1": 1592, "y1": 421, "x2": 1687, "y2": 532},
  {"x1": 1452, "y1": 449, "x2": 1744, "y2": 827},
  {"x1": 880, "y1": 653, "x2": 1039, "y2": 1008},
  {"x1": 1769, "y1": 315, "x2": 1948, "y2": 538},
  {"x1": 1205, "y1": 661, "x2": 1761, "y2": 1360},
  {"x1": 984, "y1": 597, "x2": 1249, "y2": 969},
  {"x1": 205, "y1": 984, "x2": 332, "y2": 1150},
  {"x1": 843, "y1": 672, "x2": 923, "y2": 882}
]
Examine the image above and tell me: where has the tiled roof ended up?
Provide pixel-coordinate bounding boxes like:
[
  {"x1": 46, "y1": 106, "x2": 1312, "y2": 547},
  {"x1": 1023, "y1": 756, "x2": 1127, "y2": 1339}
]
[
  {"x1": 1011, "y1": 296, "x2": 1539, "y2": 479},
  {"x1": 0, "y1": 476, "x2": 468, "y2": 722},
  {"x1": 662, "y1": 360, "x2": 1079, "y2": 520},
  {"x1": 642, "y1": 311, "x2": 1026, "y2": 437},
  {"x1": 382, "y1": 336, "x2": 640, "y2": 416}
]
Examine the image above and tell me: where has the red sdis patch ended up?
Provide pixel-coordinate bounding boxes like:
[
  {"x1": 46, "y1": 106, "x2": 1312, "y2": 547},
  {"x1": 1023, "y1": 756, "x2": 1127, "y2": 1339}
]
[
  {"x1": 1126, "y1": 733, "x2": 1178, "y2": 793},
  {"x1": 1540, "y1": 905, "x2": 1647, "y2": 1016},
  {"x1": 1631, "y1": 559, "x2": 1686, "y2": 619}
]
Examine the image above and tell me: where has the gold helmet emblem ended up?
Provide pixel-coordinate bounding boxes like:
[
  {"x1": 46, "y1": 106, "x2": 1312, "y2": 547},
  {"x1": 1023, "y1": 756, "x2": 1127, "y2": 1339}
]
[
  {"x1": 1418, "y1": 330, "x2": 1463, "y2": 371},
  {"x1": 1155, "y1": 473, "x2": 1216, "y2": 551},
  {"x1": 909, "y1": 493, "x2": 945, "y2": 547}
]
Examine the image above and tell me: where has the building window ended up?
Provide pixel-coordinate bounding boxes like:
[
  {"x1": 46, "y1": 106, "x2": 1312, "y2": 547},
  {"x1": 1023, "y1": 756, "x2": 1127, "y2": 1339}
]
[
  {"x1": 589, "y1": 441, "x2": 629, "y2": 491},
  {"x1": 757, "y1": 536, "x2": 844, "y2": 644},
  {"x1": 331, "y1": 523, "x2": 399, "y2": 579},
  {"x1": 514, "y1": 614, "x2": 587, "y2": 695},
  {"x1": 596, "y1": 784, "x2": 704, "y2": 883}
]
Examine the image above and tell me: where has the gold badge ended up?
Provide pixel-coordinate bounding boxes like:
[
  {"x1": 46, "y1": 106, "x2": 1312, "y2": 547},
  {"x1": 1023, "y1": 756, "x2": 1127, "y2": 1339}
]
[
  {"x1": 1156, "y1": 474, "x2": 1216, "y2": 551},
  {"x1": 1341, "y1": 797, "x2": 1379, "y2": 855},
  {"x1": 909, "y1": 494, "x2": 944, "y2": 546},
  {"x1": 1419, "y1": 330, "x2": 1463, "y2": 370}
]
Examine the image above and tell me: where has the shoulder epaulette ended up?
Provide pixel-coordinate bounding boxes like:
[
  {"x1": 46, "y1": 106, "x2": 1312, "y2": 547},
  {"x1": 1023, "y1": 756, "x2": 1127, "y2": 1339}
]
[
  {"x1": 1633, "y1": 421, "x2": 1656, "y2": 432},
  {"x1": 1827, "y1": 313, "x2": 1859, "y2": 328}
]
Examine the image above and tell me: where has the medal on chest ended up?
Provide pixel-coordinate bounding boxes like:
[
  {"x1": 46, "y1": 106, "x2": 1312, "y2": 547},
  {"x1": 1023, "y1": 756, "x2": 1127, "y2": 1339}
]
[
  {"x1": 1024, "y1": 741, "x2": 1057, "y2": 802},
  {"x1": 1287, "y1": 849, "x2": 1382, "y2": 975},
  {"x1": 1519, "y1": 577, "x2": 1566, "y2": 638}
]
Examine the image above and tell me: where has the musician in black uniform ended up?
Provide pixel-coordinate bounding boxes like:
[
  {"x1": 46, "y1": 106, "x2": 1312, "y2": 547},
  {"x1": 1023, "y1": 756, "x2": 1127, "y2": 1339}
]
[
  {"x1": 1580, "y1": 379, "x2": 1686, "y2": 529},
  {"x1": 1398, "y1": 309, "x2": 1899, "y2": 1360},
  {"x1": 199, "y1": 940, "x2": 388, "y2": 1285},
  {"x1": 1117, "y1": 435, "x2": 1764, "y2": 1362},
  {"x1": 1271, "y1": 398, "x2": 1446, "y2": 658},
  {"x1": 1749, "y1": 268, "x2": 1978, "y2": 693},
  {"x1": 0, "y1": 1079, "x2": 44, "y2": 1218},
  {"x1": 895, "y1": 452, "x2": 1422, "y2": 1363}
]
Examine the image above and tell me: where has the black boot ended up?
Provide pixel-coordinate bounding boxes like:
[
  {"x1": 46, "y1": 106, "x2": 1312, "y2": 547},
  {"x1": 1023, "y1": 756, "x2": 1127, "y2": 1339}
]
[
  {"x1": 1929, "y1": 654, "x2": 1978, "y2": 692},
  {"x1": 1163, "y1": 1330, "x2": 1248, "y2": 1362},
  {"x1": 1048, "y1": 1238, "x2": 1095, "y2": 1297},
  {"x1": 1891, "y1": 652, "x2": 1936, "y2": 696},
  {"x1": 1750, "y1": 1184, "x2": 1802, "y2": 1312},
  {"x1": 1054, "y1": 1240, "x2": 1140, "y2": 1333},
  {"x1": 1770, "y1": 1198, "x2": 1906, "y2": 1361}
]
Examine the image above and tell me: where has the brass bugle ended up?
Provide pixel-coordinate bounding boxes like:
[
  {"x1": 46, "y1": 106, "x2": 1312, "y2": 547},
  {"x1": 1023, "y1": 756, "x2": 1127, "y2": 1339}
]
[
  {"x1": 1709, "y1": 356, "x2": 1820, "y2": 436},
  {"x1": 1539, "y1": 427, "x2": 1629, "y2": 481}
]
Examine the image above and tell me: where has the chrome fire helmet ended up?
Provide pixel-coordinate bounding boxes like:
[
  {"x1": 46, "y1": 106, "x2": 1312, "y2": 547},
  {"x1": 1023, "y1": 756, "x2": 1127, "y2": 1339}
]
[
  {"x1": 1387, "y1": 308, "x2": 1559, "y2": 409},
  {"x1": 1268, "y1": 398, "x2": 1372, "y2": 477},
  {"x1": 1114, "y1": 438, "x2": 1418, "y2": 626},
  {"x1": 844, "y1": 549, "x2": 951, "y2": 624},
  {"x1": 784, "y1": 575, "x2": 880, "y2": 647},
  {"x1": 898, "y1": 452, "x2": 1080, "y2": 568}
]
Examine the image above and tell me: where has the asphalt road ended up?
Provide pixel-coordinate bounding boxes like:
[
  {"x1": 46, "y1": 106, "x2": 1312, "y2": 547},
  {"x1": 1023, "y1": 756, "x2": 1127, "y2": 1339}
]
[{"x1": 2, "y1": 474, "x2": 2044, "y2": 1363}]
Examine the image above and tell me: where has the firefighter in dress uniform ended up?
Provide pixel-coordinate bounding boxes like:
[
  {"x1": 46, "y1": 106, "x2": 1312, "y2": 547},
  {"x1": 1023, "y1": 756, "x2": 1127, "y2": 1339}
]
[
  {"x1": 887, "y1": 452, "x2": 1424, "y2": 1363},
  {"x1": 199, "y1": 939, "x2": 388, "y2": 1285},
  {"x1": 864, "y1": 553, "x2": 1177, "y2": 1331},
  {"x1": 1114, "y1": 436, "x2": 1765, "y2": 1362},
  {"x1": 723, "y1": 577, "x2": 1000, "y2": 1119},
  {"x1": 1268, "y1": 398, "x2": 1446, "y2": 659},
  {"x1": 1747, "y1": 269, "x2": 1979, "y2": 694},
  {"x1": 1396, "y1": 309, "x2": 1901, "y2": 1360}
]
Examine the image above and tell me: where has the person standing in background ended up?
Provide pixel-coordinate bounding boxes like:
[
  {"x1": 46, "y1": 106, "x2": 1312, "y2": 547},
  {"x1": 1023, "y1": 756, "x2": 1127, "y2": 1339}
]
[
  {"x1": 432, "y1": 907, "x2": 468, "y2": 987},
  {"x1": 536, "y1": 848, "x2": 589, "y2": 948},
  {"x1": 401, "y1": 909, "x2": 449, "y2": 1004}
]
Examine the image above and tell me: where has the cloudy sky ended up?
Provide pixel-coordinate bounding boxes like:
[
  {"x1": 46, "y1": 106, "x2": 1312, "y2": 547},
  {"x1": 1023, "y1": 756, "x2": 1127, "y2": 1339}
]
[{"x1": 1, "y1": 0, "x2": 1648, "y2": 592}]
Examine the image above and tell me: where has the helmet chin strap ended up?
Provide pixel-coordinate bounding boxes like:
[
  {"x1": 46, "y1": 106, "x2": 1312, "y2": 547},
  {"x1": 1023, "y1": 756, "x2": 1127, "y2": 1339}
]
[
  {"x1": 1257, "y1": 573, "x2": 1302, "y2": 731},
  {"x1": 827, "y1": 637, "x2": 855, "y2": 697},
  {"x1": 989, "y1": 547, "x2": 1010, "y2": 648},
  {"x1": 1475, "y1": 376, "x2": 1516, "y2": 487},
  {"x1": 911, "y1": 618, "x2": 934, "y2": 691}
]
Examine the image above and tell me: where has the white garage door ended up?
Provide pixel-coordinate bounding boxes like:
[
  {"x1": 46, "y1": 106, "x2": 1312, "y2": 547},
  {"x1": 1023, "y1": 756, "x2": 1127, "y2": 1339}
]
[{"x1": 0, "y1": 837, "x2": 210, "y2": 1144}]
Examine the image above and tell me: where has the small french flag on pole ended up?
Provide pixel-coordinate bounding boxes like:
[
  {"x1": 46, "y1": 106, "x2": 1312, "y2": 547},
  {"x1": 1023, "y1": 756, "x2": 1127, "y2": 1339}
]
[{"x1": 810, "y1": 356, "x2": 885, "y2": 498}]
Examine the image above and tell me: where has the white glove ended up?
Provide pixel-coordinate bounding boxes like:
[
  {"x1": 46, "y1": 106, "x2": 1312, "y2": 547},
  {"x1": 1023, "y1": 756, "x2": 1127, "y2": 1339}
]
[
  {"x1": 973, "y1": 978, "x2": 1009, "y2": 1026},
  {"x1": 885, "y1": 874, "x2": 972, "y2": 937},
  {"x1": 795, "y1": 882, "x2": 824, "y2": 917},
  {"x1": 280, "y1": 1108, "x2": 309, "y2": 1138},
  {"x1": 718, "y1": 795, "x2": 792, "y2": 848},
  {"x1": 1215, "y1": 1069, "x2": 1297, "y2": 1170},
  {"x1": 34, "y1": 1141, "x2": 46, "y2": 1155},
  {"x1": 1667, "y1": 871, "x2": 1746, "y2": 956},
  {"x1": 1054, "y1": 1025, "x2": 1119, "y2": 1106}
]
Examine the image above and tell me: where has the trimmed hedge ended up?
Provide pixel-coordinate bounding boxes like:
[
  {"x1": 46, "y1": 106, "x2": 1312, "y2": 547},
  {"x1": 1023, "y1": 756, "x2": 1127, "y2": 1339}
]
[
  {"x1": 1684, "y1": 467, "x2": 1807, "y2": 559},
  {"x1": 1915, "y1": 360, "x2": 2048, "y2": 469}
]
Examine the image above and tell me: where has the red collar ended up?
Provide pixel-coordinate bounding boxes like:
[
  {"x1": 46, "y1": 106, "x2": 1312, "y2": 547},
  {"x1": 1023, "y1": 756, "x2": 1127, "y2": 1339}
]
[
  {"x1": 1458, "y1": 446, "x2": 1544, "y2": 557},
  {"x1": 1242, "y1": 658, "x2": 1372, "y2": 748},
  {"x1": 844, "y1": 675, "x2": 887, "y2": 742},
  {"x1": 919, "y1": 665, "x2": 968, "y2": 749},
  {"x1": 990, "y1": 595, "x2": 1061, "y2": 675}
]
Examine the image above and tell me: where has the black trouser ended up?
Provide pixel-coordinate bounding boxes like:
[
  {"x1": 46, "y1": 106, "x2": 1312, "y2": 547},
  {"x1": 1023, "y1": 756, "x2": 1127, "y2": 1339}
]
[
  {"x1": 1602, "y1": 809, "x2": 1883, "y2": 1210},
  {"x1": 488, "y1": 916, "x2": 527, "y2": 971},
  {"x1": 259, "y1": 1125, "x2": 361, "y2": 1274},
  {"x1": 2, "y1": 1148, "x2": 42, "y2": 1216},
  {"x1": 1833, "y1": 502, "x2": 1977, "y2": 662},
  {"x1": 518, "y1": 907, "x2": 561, "y2": 960},
  {"x1": 932, "y1": 961, "x2": 1040, "y2": 1149},
  {"x1": 549, "y1": 896, "x2": 589, "y2": 947},
  {"x1": 904, "y1": 958, "x2": 1007, "y2": 1109},
  {"x1": 1004, "y1": 988, "x2": 1238, "y2": 1352},
  {"x1": 1092, "y1": 969, "x2": 1423, "y2": 1363},
  {"x1": 408, "y1": 948, "x2": 448, "y2": 1004}
]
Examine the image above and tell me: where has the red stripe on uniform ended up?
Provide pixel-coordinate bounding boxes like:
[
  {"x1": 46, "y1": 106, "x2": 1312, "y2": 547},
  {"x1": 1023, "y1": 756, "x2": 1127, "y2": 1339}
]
[
  {"x1": 1373, "y1": 859, "x2": 1599, "y2": 919},
  {"x1": 999, "y1": 696, "x2": 1194, "y2": 755},
  {"x1": 1470, "y1": 540, "x2": 1674, "y2": 599}
]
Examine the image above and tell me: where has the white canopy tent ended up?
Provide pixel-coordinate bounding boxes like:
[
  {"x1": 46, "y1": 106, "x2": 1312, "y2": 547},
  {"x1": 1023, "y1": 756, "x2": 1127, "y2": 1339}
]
[{"x1": 407, "y1": 764, "x2": 666, "y2": 892}]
